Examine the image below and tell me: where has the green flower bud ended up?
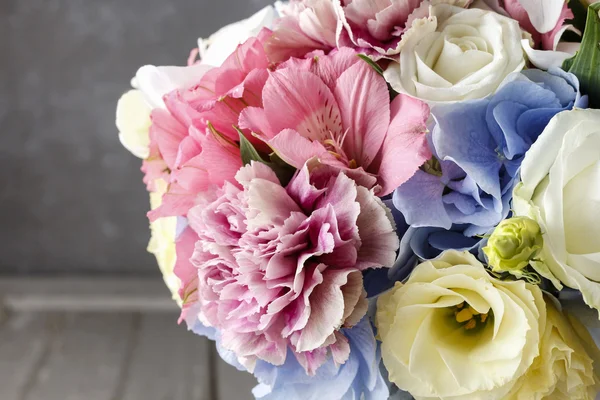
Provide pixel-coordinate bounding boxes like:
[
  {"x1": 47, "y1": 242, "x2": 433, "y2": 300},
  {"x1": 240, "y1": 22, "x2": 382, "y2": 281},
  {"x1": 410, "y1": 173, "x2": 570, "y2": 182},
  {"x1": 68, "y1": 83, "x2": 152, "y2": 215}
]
[{"x1": 483, "y1": 217, "x2": 543, "y2": 274}]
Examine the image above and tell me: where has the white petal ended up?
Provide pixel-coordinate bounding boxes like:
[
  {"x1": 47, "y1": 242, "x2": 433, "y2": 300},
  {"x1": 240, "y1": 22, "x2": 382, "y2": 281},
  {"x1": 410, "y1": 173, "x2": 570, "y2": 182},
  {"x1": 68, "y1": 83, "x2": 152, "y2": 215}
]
[
  {"x1": 521, "y1": 38, "x2": 575, "y2": 70},
  {"x1": 198, "y1": 5, "x2": 276, "y2": 67},
  {"x1": 134, "y1": 63, "x2": 212, "y2": 109},
  {"x1": 518, "y1": 0, "x2": 565, "y2": 34}
]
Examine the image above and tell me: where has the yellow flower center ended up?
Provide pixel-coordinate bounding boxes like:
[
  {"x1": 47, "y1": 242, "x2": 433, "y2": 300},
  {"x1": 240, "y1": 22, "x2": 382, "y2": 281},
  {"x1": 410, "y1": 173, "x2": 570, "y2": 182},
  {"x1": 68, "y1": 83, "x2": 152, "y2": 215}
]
[{"x1": 454, "y1": 302, "x2": 490, "y2": 331}]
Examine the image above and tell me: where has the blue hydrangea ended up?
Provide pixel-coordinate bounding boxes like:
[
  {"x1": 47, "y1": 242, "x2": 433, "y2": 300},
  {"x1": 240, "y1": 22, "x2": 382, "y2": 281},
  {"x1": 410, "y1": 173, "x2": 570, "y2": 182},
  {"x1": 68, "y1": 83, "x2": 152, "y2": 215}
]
[
  {"x1": 390, "y1": 68, "x2": 586, "y2": 276},
  {"x1": 252, "y1": 318, "x2": 388, "y2": 400}
]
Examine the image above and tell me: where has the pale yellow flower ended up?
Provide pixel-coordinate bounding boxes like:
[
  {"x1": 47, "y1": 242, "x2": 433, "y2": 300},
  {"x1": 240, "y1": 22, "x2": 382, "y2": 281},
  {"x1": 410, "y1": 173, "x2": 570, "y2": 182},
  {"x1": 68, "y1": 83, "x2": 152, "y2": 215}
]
[
  {"x1": 377, "y1": 250, "x2": 545, "y2": 399},
  {"x1": 147, "y1": 179, "x2": 181, "y2": 306},
  {"x1": 116, "y1": 89, "x2": 151, "y2": 159},
  {"x1": 507, "y1": 296, "x2": 600, "y2": 400}
]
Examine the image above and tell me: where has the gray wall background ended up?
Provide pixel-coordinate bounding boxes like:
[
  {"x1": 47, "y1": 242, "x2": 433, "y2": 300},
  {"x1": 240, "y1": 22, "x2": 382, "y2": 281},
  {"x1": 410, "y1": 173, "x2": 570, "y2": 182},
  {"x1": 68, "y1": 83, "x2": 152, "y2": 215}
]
[{"x1": 0, "y1": 0, "x2": 271, "y2": 275}]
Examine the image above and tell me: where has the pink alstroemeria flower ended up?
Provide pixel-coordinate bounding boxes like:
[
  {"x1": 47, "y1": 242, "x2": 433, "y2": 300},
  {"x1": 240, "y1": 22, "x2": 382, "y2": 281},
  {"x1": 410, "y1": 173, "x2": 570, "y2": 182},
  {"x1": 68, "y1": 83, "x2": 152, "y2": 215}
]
[
  {"x1": 240, "y1": 48, "x2": 431, "y2": 196},
  {"x1": 146, "y1": 36, "x2": 274, "y2": 220},
  {"x1": 182, "y1": 161, "x2": 399, "y2": 374}
]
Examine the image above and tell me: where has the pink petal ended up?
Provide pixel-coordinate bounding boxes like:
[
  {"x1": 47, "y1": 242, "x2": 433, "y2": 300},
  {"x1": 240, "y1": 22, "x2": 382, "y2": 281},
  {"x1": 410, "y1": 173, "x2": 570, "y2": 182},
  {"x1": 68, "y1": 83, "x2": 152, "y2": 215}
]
[
  {"x1": 375, "y1": 94, "x2": 430, "y2": 196},
  {"x1": 195, "y1": 37, "x2": 269, "y2": 100},
  {"x1": 354, "y1": 186, "x2": 399, "y2": 270},
  {"x1": 315, "y1": 171, "x2": 360, "y2": 237},
  {"x1": 268, "y1": 129, "x2": 330, "y2": 169},
  {"x1": 175, "y1": 227, "x2": 200, "y2": 322},
  {"x1": 340, "y1": 271, "x2": 366, "y2": 323},
  {"x1": 333, "y1": 61, "x2": 390, "y2": 169},
  {"x1": 281, "y1": 47, "x2": 361, "y2": 91},
  {"x1": 265, "y1": 18, "x2": 332, "y2": 63},
  {"x1": 296, "y1": 0, "x2": 338, "y2": 47},
  {"x1": 246, "y1": 176, "x2": 303, "y2": 231},
  {"x1": 330, "y1": 331, "x2": 351, "y2": 366},
  {"x1": 287, "y1": 163, "x2": 327, "y2": 210},
  {"x1": 294, "y1": 267, "x2": 353, "y2": 352},
  {"x1": 147, "y1": 181, "x2": 197, "y2": 221},
  {"x1": 263, "y1": 68, "x2": 343, "y2": 142},
  {"x1": 150, "y1": 108, "x2": 188, "y2": 170},
  {"x1": 235, "y1": 161, "x2": 280, "y2": 188},
  {"x1": 239, "y1": 106, "x2": 277, "y2": 139},
  {"x1": 294, "y1": 347, "x2": 329, "y2": 376}
]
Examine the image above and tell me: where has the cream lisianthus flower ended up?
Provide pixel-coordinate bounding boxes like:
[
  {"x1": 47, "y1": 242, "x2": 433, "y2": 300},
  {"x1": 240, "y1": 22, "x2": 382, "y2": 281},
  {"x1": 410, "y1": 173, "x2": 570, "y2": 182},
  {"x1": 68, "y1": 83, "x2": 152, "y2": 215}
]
[
  {"x1": 116, "y1": 90, "x2": 151, "y2": 159},
  {"x1": 148, "y1": 179, "x2": 181, "y2": 306},
  {"x1": 513, "y1": 109, "x2": 600, "y2": 314},
  {"x1": 507, "y1": 296, "x2": 600, "y2": 400},
  {"x1": 376, "y1": 250, "x2": 545, "y2": 399},
  {"x1": 384, "y1": 4, "x2": 525, "y2": 103}
]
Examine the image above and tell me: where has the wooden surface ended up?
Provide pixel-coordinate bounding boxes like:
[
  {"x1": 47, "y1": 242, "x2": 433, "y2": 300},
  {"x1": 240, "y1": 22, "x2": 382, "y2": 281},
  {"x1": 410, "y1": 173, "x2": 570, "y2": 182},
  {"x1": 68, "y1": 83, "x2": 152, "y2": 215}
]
[{"x1": 0, "y1": 310, "x2": 256, "y2": 400}]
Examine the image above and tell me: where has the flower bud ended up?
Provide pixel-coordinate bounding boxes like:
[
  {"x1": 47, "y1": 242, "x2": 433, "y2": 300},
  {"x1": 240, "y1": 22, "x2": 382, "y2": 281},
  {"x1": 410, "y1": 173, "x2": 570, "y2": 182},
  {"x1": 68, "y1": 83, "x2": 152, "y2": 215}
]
[{"x1": 483, "y1": 216, "x2": 543, "y2": 273}]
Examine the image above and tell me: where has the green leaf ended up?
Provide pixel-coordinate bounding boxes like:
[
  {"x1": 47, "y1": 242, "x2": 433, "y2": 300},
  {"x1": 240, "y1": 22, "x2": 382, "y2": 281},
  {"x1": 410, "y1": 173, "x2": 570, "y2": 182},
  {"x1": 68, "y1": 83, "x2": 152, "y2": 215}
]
[
  {"x1": 269, "y1": 153, "x2": 296, "y2": 186},
  {"x1": 357, "y1": 54, "x2": 384, "y2": 76},
  {"x1": 236, "y1": 127, "x2": 297, "y2": 186},
  {"x1": 563, "y1": 2, "x2": 600, "y2": 108},
  {"x1": 357, "y1": 54, "x2": 401, "y2": 100},
  {"x1": 237, "y1": 127, "x2": 267, "y2": 166}
]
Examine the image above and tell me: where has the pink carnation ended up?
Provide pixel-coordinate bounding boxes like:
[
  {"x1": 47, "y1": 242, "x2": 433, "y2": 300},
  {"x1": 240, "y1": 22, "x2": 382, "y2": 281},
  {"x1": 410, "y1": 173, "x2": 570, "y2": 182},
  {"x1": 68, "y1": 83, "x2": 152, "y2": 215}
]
[
  {"x1": 183, "y1": 161, "x2": 399, "y2": 374},
  {"x1": 336, "y1": 0, "x2": 427, "y2": 57},
  {"x1": 240, "y1": 47, "x2": 431, "y2": 196},
  {"x1": 265, "y1": 0, "x2": 338, "y2": 62},
  {"x1": 266, "y1": 0, "x2": 434, "y2": 60}
]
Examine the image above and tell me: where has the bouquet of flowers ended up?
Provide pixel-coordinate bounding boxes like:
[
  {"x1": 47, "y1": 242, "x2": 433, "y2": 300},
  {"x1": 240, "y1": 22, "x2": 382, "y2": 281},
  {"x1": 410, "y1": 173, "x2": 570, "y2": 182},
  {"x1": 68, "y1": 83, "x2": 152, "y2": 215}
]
[{"x1": 116, "y1": 0, "x2": 600, "y2": 398}]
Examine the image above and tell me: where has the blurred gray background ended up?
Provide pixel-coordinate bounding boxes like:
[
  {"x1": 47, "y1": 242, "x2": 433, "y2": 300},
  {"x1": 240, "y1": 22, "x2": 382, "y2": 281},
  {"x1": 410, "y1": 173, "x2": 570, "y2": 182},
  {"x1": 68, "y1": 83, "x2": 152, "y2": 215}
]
[{"x1": 0, "y1": 0, "x2": 272, "y2": 275}]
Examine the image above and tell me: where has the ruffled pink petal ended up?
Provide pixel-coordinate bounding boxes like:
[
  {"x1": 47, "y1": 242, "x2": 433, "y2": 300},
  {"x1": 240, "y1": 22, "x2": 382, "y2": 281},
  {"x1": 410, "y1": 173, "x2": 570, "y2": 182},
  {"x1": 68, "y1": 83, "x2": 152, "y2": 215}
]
[
  {"x1": 294, "y1": 266, "x2": 355, "y2": 352},
  {"x1": 235, "y1": 161, "x2": 280, "y2": 188},
  {"x1": 374, "y1": 94, "x2": 430, "y2": 196},
  {"x1": 333, "y1": 61, "x2": 390, "y2": 169},
  {"x1": 294, "y1": 347, "x2": 329, "y2": 376},
  {"x1": 246, "y1": 176, "x2": 303, "y2": 230},
  {"x1": 265, "y1": 0, "x2": 337, "y2": 64},
  {"x1": 287, "y1": 164, "x2": 328, "y2": 210},
  {"x1": 354, "y1": 186, "x2": 399, "y2": 270},
  {"x1": 330, "y1": 331, "x2": 351, "y2": 366}
]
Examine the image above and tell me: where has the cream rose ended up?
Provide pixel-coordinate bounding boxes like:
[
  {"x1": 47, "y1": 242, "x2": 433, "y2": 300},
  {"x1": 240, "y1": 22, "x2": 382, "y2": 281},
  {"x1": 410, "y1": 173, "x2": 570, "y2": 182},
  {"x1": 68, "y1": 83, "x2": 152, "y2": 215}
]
[
  {"x1": 507, "y1": 296, "x2": 600, "y2": 399},
  {"x1": 513, "y1": 109, "x2": 600, "y2": 314},
  {"x1": 384, "y1": 4, "x2": 525, "y2": 103},
  {"x1": 376, "y1": 250, "x2": 545, "y2": 399},
  {"x1": 148, "y1": 179, "x2": 181, "y2": 306}
]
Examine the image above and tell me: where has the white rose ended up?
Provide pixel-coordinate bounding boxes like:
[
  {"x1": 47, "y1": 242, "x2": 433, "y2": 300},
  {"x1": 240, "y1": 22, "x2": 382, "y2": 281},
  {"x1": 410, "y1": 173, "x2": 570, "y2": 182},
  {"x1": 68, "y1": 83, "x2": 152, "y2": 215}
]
[
  {"x1": 198, "y1": 5, "x2": 277, "y2": 67},
  {"x1": 384, "y1": 4, "x2": 525, "y2": 103},
  {"x1": 376, "y1": 250, "x2": 545, "y2": 400},
  {"x1": 148, "y1": 179, "x2": 181, "y2": 305},
  {"x1": 116, "y1": 90, "x2": 151, "y2": 159},
  {"x1": 513, "y1": 109, "x2": 600, "y2": 314}
]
